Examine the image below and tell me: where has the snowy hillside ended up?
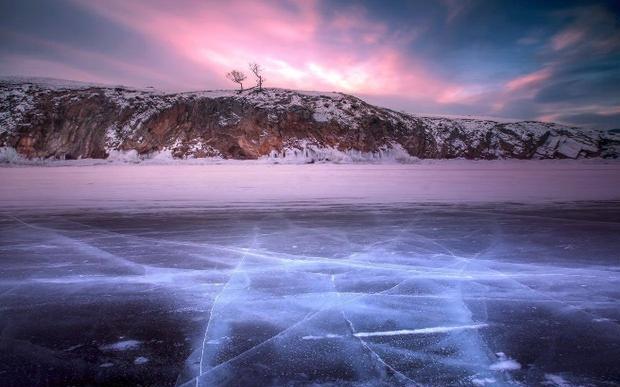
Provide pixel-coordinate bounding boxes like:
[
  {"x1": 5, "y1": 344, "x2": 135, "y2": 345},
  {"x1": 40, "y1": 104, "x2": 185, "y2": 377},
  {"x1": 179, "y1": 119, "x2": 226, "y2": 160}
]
[{"x1": 1, "y1": 77, "x2": 618, "y2": 162}]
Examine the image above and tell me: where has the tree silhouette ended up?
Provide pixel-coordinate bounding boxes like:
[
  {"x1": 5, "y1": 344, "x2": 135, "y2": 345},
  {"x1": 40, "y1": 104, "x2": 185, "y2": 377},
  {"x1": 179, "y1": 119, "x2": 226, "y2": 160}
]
[
  {"x1": 226, "y1": 70, "x2": 247, "y2": 92},
  {"x1": 249, "y1": 63, "x2": 265, "y2": 91}
]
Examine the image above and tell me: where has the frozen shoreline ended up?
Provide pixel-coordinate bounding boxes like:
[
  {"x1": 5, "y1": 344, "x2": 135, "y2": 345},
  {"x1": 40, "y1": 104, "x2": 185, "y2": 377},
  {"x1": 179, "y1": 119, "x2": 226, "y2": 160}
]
[{"x1": 2, "y1": 161, "x2": 620, "y2": 210}]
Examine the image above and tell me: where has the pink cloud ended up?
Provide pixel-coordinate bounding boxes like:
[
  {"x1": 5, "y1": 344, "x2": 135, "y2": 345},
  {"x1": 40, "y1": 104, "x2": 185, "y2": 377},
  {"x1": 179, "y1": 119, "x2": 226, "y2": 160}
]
[
  {"x1": 474, "y1": 67, "x2": 555, "y2": 114},
  {"x1": 72, "y1": 0, "x2": 467, "y2": 104},
  {"x1": 549, "y1": 6, "x2": 620, "y2": 54},
  {"x1": 551, "y1": 27, "x2": 585, "y2": 51},
  {"x1": 539, "y1": 104, "x2": 620, "y2": 123},
  {"x1": 505, "y1": 68, "x2": 552, "y2": 92}
]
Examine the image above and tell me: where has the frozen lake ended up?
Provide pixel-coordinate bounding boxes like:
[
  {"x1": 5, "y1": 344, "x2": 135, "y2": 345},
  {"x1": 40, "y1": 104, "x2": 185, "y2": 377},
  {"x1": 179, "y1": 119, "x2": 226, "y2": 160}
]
[
  {"x1": 1, "y1": 204, "x2": 620, "y2": 386},
  {"x1": 1, "y1": 161, "x2": 620, "y2": 209},
  {"x1": 1, "y1": 163, "x2": 620, "y2": 386}
]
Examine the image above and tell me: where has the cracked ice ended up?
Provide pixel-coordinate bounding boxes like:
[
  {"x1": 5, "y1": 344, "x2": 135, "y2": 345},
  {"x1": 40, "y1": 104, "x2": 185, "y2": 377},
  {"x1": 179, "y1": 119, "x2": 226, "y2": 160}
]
[{"x1": 1, "y1": 204, "x2": 619, "y2": 386}]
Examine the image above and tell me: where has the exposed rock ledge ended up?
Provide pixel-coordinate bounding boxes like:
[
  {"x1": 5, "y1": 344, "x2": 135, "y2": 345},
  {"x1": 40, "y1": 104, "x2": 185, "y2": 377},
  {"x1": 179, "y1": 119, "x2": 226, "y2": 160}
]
[{"x1": 1, "y1": 77, "x2": 618, "y2": 162}]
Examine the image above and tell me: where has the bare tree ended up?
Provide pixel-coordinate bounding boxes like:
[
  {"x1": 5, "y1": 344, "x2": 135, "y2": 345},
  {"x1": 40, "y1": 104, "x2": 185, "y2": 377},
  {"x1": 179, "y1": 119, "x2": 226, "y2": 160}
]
[
  {"x1": 226, "y1": 70, "x2": 247, "y2": 92},
  {"x1": 249, "y1": 63, "x2": 265, "y2": 91}
]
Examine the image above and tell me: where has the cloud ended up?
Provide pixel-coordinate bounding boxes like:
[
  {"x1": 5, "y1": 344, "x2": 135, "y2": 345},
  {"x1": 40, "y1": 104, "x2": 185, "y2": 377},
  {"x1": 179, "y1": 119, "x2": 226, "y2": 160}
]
[
  {"x1": 555, "y1": 112, "x2": 620, "y2": 129},
  {"x1": 1, "y1": 0, "x2": 618, "y2": 129},
  {"x1": 486, "y1": 4, "x2": 620, "y2": 128},
  {"x1": 549, "y1": 5, "x2": 620, "y2": 55},
  {"x1": 71, "y1": 0, "x2": 466, "y2": 104},
  {"x1": 439, "y1": 0, "x2": 474, "y2": 24},
  {"x1": 505, "y1": 68, "x2": 553, "y2": 92},
  {"x1": 551, "y1": 27, "x2": 585, "y2": 50}
]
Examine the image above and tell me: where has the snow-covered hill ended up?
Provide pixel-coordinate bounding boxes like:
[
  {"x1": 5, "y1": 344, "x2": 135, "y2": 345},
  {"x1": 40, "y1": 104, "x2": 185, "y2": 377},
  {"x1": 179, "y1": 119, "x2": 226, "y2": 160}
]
[{"x1": 1, "y1": 77, "x2": 618, "y2": 162}]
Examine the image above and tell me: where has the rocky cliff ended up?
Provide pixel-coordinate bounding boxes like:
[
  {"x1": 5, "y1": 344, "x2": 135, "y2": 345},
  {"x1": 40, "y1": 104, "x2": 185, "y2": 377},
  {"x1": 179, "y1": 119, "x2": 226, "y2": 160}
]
[{"x1": 1, "y1": 77, "x2": 618, "y2": 162}]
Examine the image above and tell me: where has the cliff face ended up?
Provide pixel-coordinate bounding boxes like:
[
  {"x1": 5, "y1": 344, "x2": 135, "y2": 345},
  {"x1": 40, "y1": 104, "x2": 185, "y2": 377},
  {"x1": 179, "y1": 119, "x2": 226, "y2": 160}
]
[{"x1": 1, "y1": 78, "x2": 618, "y2": 161}]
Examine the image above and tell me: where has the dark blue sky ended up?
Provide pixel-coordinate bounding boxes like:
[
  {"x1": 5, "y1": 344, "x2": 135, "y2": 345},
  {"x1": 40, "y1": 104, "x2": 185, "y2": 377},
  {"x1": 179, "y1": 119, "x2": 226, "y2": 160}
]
[{"x1": 1, "y1": 0, "x2": 619, "y2": 128}]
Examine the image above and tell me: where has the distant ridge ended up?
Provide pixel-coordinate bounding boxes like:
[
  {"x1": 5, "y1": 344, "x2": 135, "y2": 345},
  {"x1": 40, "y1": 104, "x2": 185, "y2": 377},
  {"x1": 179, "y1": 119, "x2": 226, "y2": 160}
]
[{"x1": 1, "y1": 77, "x2": 618, "y2": 162}]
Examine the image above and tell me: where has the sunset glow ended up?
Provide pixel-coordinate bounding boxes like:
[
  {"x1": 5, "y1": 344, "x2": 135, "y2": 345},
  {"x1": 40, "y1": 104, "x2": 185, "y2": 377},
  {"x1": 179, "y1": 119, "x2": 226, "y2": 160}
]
[{"x1": 1, "y1": 0, "x2": 619, "y2": 128}]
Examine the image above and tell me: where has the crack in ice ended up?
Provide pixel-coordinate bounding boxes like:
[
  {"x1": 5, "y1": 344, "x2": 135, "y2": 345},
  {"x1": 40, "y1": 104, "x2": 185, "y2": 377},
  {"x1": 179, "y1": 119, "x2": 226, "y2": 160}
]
[{"x1": 196, "y1": 230, "x2": 257, "y2": 386}]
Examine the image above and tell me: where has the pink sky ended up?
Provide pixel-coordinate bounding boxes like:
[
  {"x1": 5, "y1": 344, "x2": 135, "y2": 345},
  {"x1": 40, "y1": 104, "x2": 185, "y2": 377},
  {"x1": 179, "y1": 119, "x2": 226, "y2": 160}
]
[
  {"x1": 73, "y1": 0, "x2": 469, "y2": 106},
  {"x1": 1, "y1": 0, "x2": 618, "y2": 128}
]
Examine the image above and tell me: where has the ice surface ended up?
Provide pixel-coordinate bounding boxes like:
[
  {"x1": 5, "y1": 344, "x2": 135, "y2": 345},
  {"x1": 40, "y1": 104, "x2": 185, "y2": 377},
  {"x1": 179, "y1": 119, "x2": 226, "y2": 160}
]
[
  {"x1": 1, "y1": 161, "x2": 620, "y2": 385},
  {"x1": 1, "y1": 204, "x2": 619, "y2": 386},
  {"x1": 1, "y1": 162, "x2": 620, "y2": 210}
]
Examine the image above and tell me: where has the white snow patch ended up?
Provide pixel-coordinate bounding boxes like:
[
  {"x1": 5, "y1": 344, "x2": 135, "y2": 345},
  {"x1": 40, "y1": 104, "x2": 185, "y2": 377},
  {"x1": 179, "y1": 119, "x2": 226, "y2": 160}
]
[
  {"x1": 489, "y1": 352, "x2": 521, "y2": 371},
  {"x1": 471, "y1": 377, "x2": 497, "y2": 386},
  {"x1": 99, "y1": 339, "x2": 141, "y2": 351},
  {"x1": 543, "y1": 373, "x2": 572, "y2": 386},
  {"x1": 302, "y1": 324, "x2": 488, "y2": 340},
  {"x1": 312, "y1": 111, "x2": 329, "y2": 122},
  {"x1": 133, "y1": 356, "x2": 149, "y2": 365},
  {"x1": 552, "y1": 136, "x2": 597, "y2": 158},
  {"x1": 414, "y1": 112, "x2": 523, "y2": 124},
  {"x1": 105, "y1": 149, "x2": 223, "y2": 164},
  {"x1": 354, "y1": 323, "x2": 488, "y2": 337},
  {"x1": 592, "y1": 317, "x2": 612, "y2": 322},
  {"x1": 302, "y1": 333, "x2": 342, "y2": 340},
  {"x1": 106, "y1": 150, "x2": 140, "y2": 163},
  {"x1": 0, "y1": 147, "x2": 22, "y2": 164},
  {"x1": 144, "y1": 149, "x2": 174, "y2": 163},
  {"x1": 264, "y1": 141, "x2": 416, "y2": 164}
]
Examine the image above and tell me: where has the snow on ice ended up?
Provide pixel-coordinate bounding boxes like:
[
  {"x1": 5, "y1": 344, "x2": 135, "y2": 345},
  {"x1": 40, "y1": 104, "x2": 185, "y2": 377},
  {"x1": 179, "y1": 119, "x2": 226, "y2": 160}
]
[{"x1": 1, "y1": 162, "x2": 620, "y2": 210}]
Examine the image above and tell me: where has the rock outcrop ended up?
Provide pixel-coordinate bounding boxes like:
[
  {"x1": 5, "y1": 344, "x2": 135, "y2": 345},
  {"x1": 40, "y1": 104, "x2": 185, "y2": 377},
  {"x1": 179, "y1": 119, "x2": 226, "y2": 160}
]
[{"x1": 1, "y1": 77, "x2": 618, "y2": 161}]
